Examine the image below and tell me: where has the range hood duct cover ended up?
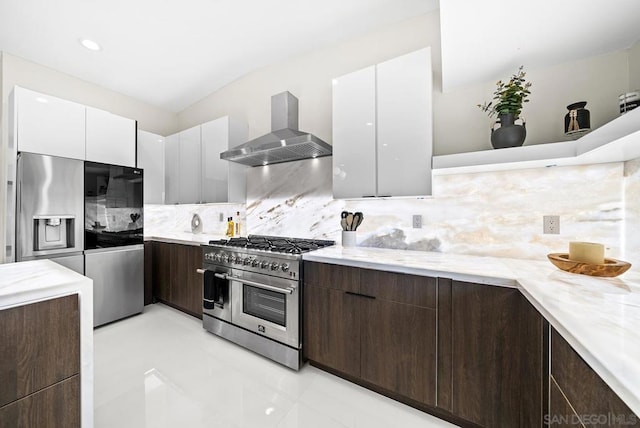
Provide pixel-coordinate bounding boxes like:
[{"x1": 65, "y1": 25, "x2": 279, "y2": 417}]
[{"x1": 220, "y1": 92, "x2": 332, "y2": 167}]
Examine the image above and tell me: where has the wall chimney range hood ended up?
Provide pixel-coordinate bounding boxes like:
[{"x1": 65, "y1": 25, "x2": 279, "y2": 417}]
[{"x1": 220, "y1": 92, "x2": 332, "y2": 167}]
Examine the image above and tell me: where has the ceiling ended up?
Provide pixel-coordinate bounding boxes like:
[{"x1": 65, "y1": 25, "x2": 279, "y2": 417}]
[
  {"x1": 0, "y1": 0, "x2": 439, "y2": 112},
  {"x1": 440, "y1": 0, "x2": 640, "y2": 91}
]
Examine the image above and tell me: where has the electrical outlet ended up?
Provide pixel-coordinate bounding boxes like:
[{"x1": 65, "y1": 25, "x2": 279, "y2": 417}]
[
  {"x1": 543, "y1": 215, "x2": 560, "y2": 234},
  {"x1": 219, "y1": 212, "x2": 224, "y2": 222},
  {"x1": 412, "y1": 215, "x2": 422, "y2": 229}
]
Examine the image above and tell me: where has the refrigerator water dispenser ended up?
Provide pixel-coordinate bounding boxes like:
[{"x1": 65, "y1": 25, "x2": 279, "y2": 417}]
[{"x1": 33, "y1": 215, "x2": 75, "y2": 251}]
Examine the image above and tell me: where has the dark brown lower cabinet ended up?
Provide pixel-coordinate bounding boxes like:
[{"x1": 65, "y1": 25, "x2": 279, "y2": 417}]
[
  {"x1": 549, "y1": 376, "x2": 581, "y2": 427},
  {"x1": 0, "y1": 375, "x2": 80, "y2": 428},
  {"x1": 437, "y1": 279, "x2": 545, "y2": 428},
  {"x1": 171, "y1": 244, "x2": 203, "y2": 318},
  {"x1": 153, "y1": 241, "x2": 172, "y2": 303},
  {"x1": 549, "y1": 327, "x2": 637, "y2": 427},
  {"x1": 0, "y1": 295, "x2": 80, "y2": 428},
  {"x1": 151, "y1": 241, "x2": 203, "y2": 318},
  {"x1": 305, "y1": 262, "x2": 636, "y2": 428},
  {"x1": 144, "y1": 241, "x2": 153, "y2": 305},
  {"x1": 304, "y1": 262, "x2": 437, "y2": 408},
  {"x1": 304, "y1": 284, "x2": 360, "y2": 378}
]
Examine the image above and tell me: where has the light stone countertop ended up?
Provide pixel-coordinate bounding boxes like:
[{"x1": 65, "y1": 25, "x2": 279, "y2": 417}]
[
  {"x1": 0, "y1": 260, "x2": 94, "y2": 427},
  {"x1": 303, "y1": 246, "x2": 640, "y2": 416},
  {"x1": 145, "y1": 232, "x2": 228, "y2": 246}
]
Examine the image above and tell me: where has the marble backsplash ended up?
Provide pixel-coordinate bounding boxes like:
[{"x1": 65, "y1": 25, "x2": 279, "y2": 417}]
[
  {"x1": 143, "y1": 155, "x2": 638, "y2": 266},
  {"x1": 144, "y1": 203, "x2": 245, "y2": 237},
  {"x1": 625, "y1": 157, "x2": 640, "y2": 265},
  {"x1": 246, "y1": 157, "x2": 635, "y2": 262}
]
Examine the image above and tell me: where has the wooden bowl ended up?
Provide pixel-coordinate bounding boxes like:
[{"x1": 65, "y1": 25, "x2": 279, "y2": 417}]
[{"x1": 547, "y1": 253, "x2": 632, "y2": 277}]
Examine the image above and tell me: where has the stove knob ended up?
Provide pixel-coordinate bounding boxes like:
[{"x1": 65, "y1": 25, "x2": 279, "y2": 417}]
[
  {"x1": 260, "y1": 261, "x2": 269, "y2": 269},
  {"x1": 222, "y1": 254, "x2": 229, "y2": 263},
  {"x1": 214, "y1": 254, "x2": 222, "y2": 262},
  {"x1": 229, "y1": 255, "x2": 236, "y2": 263},
  {"x1": 244, "y1": 258, "x2": 252, "y2": 266},
  {"x1": 281, "y1": 263, "x2": 290, "y2": 272},
  {"x1": 251, "y1": 259, "x2": 260, "y2": 267},
  {"x1": 270, "y1": 262, "x2": 279, "y2": 271}
]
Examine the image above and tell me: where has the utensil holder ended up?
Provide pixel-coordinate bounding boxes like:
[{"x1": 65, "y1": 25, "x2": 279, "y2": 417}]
[{"x1": 342, "y1": 231, "x2": 356, "y2": 248}]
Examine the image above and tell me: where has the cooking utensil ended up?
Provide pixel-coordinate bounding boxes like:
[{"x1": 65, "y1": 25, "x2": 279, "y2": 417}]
[
  {"x1": 346, "y1": 213, "x2": 354, "y2": 231},
  {"x1": 353, "y1": 212, "x2": 363, "y2": 230},
  {"x1": 352, "y1": 212, "x2": 361, "y2": 231},
  {"x1": 340, "y1": 211, "x2": 348, "y2": 231}
]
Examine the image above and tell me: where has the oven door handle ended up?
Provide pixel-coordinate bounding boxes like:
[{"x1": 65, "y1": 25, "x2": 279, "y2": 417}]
[
  {"x1": 227, "y1": 275, "x2": 294, "y2": 295},
  {"x1": 196, "y1": 269, "x2": 227, "y2": 281}
]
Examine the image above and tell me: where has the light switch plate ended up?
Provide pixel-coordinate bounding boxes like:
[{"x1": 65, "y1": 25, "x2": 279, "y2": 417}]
[{"x1": 413, "y1": 215, "x2": 422, "y2": 229}]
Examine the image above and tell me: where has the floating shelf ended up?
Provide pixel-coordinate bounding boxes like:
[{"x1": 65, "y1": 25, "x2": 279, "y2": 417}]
[{"x1": 432, "y1": 107, "x2": 640, "y2": 175}]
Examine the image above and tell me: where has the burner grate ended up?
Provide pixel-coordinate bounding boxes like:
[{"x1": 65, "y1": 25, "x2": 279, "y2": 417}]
[{"x1": 208, "y1": 235, "x2": 334, "y2": 254}]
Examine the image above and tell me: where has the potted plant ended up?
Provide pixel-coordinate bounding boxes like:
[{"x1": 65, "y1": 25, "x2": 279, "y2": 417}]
[{"x1": 477, "y1": 65, "x2": 532, "y2": 148}]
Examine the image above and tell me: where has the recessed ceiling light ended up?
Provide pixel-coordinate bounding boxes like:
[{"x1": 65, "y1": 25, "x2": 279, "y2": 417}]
[
  {"x1": 35, "y1": 97, "x2": 48, "y2": 104},
  {"x1": 79, "y1": 38, "x2": 102, "y2": 51}
]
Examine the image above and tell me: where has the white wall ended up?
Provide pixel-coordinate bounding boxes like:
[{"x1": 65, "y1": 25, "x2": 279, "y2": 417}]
[
  {"x1": 1, "y1": 52, "x2": 177, "y2": 136},
  {"x1": 178, "y1": 13, "x2": 440, "y2": 143},
  {"x1": 178, "y1": 10, "x2": 632, "y2": 156},
  {"x1": 629, "y1": 40, "x2": 640, "y2": 91}
]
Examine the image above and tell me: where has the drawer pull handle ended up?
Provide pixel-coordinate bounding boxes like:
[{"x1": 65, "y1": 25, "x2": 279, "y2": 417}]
[{"x1": 345, "y1": 291, "x2": 376, "y2": 299}]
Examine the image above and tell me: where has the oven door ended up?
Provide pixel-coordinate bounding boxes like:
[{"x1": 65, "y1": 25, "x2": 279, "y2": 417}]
[
  {"x1": 202, "y1": 264, "x2": 232, "y2": 323},
  {"x1": 230, "y1": 270, "x2": 299, "y2": 349}
]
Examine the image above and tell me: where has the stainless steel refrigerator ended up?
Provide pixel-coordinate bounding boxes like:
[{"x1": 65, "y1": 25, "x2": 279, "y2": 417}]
[
  {"x1": 84, "y1": 161, "x2": 144, "y2": 327},
  {"x1": 15, "y1": 153, "x2": 144, "y2": 327},
  {"x1": 16, "y1": 153, "x2": 85, "y2": 273}
]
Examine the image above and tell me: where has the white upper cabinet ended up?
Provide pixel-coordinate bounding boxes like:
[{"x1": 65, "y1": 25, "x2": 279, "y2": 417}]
[
  {"x1": 178, "y1": 125, "x2": 202, "y2": 204},
  {"x1": 332, "y1": 47, "x2": 433, "y2": 198},
  {"x1": 332, "y1": 66, "x2": 377, "y2": 199},
  {"x1": 137, "y1": 130, "x2": 165, "y2": 204},
  {"x1": 14, "y1": 87, "x2": 86, "y2": 160},
  {"x1": 201, "y1": 116, "x2": 248, "y2": 203},
  {"x1": 164, "y1": 134, "x2": 180, "y2": 204},
  {"x1": 163, "y1": 117, "x2": 248, "y2": 205},
  {"x1": 85, "y1": 107, "x2": 136, "y2": 167},
  {"x1": 377, "y1": 48, "x2": 432, "y2": 197}
]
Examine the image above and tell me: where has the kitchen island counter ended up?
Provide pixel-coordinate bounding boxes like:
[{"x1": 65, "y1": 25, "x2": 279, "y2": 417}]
[
  {"x1": 0, "y1": 259, "x2": 93, "y2": 427},
  {"x1": 303, "y1": 246, "x2": 640, "y2": 417}
]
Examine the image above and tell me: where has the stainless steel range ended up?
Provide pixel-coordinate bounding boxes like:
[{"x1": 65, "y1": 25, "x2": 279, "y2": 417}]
[{"x1": 200, "y1": 235, "x2": 334, "y2": 370}]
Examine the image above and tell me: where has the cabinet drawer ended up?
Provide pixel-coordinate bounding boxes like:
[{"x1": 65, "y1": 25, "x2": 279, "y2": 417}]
[
  {"x1": 360, "y1": 269, "x2": 436, "y2": 308},
  {"x1": 0, "y1": 295, "x2": 80, "y2": 407},
  {"x1": 303, "y1": 262, "x2": 359, "y2": 293},
  {"x1": 0, "y1": 375, "x2": 80, "y2": 428},
  {"x1": 551, "y1": 328, "x2": 636, "y2": 426}
]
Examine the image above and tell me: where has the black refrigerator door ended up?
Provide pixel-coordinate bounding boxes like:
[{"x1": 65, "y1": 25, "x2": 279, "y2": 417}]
[{"x1": 84, "y1": 161, "x2": 144, "y2": 249}]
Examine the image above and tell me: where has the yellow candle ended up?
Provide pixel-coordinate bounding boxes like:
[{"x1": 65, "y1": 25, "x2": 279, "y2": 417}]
[{"x1": 569, "y1": 242, "x2": 605, "y2": 264}]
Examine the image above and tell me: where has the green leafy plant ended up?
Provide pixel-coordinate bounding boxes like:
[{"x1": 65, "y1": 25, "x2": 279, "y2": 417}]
[{"x1": 477, "y1": 65, "x2": 532, "y2": 118}]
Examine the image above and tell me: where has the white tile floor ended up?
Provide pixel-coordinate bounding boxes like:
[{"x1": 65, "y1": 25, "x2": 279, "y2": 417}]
[{"x1": 94, "y1": 304, "x2": 457, "y2": 428}]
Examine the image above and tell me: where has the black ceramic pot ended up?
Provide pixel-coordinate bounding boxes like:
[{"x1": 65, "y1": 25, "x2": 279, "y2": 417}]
[
  {"x1": 564, "y1": 101, "x2": 590, "y2": 136},
  {"x1": 491, "y1": 113, "x2": 526, "y2": 149}
]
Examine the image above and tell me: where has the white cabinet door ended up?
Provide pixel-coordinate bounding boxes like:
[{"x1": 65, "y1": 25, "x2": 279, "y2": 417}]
[
  {"x1": 137, "y1": 130, "x2": 165, "y2": 204},
  {"x1": 227, "y1": 117, "x2": 248, "y2": 203},
  {"x1": 201, "y1": 118, "x2": 229, "y2": 203},
  {"x1": 332, "y1": 66, "x2": 377, "y2": 199},
  {"x1": 164, "y1": 133, "x2": 180, "y2": 204},
  {"x1": 178, "y1": 126, "x2": 201, "y2": 204},
  {"x1": 377, "y1": 47, "x2": 432, "y2": 197},
  {"x1": 201, "y1": 117, "x2": 248, "y2": 203},
  {"x1": 86, "y1": 107, "x2": 136, "y2": 167},
  {"x1": 15, "y1": 87, "x2": 86, "y2": 159}
]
